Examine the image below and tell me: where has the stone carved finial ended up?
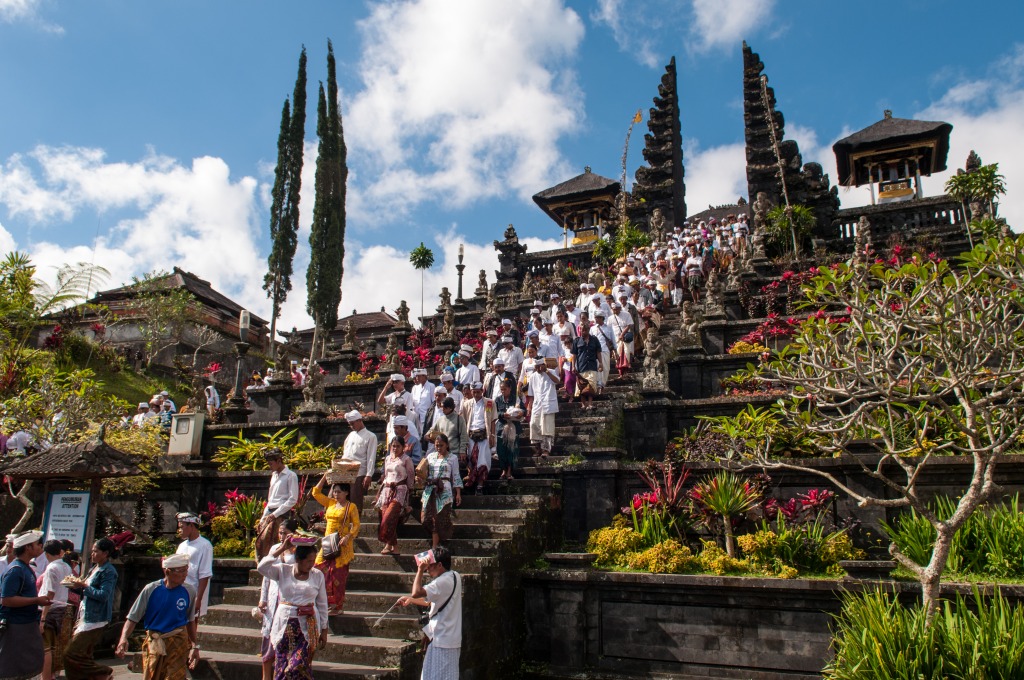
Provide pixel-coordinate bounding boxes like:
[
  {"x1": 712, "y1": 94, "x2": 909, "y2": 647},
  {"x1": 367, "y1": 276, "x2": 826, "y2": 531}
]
[
  {"x1": 439, "y1": 287, "x2": 452, "y2": 309},
  {"x1": 752, "y1": 191, "x2": 771, "y2": 259},
  {"x1": 965, "y1": 150, "x2": 982, "y2": 174},
  {"x1": 274, "y1": 343, "x2": 290, "y2": 377},
  {"x1": 704, "y1": 269, "x2": 725, "y2": 317},
  {"x1": 494, "y1": 225, "x2": 527, "y2": 282},
  {"x1": 379, "y1": 334, "x2": 400, "y2": 373},
  {"x1": 475, "y1": 269, "x2": 488, "y2": 297},
  {"x1": 854, "y1": 216, "x2": 872, "y2": 264},
  {"x1": 520, "y1": 270, "x2": 534, "y2": 295},
  {"x1": 484, "y1": 284, "x2": 498, "y2": 318},
  {"x1": 677, "y1": 301, "x2": 703, "y2": 347},
  {"x1": 301, "y1": 364, "x2": 325, "y2": 405},
  {"x1": 649, "y1": 208, "x2": 666, "y2": 242}
]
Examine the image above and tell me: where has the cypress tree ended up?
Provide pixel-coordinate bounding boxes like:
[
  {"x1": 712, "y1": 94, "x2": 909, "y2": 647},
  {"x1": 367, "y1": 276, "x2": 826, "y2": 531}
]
[
  {"x1": 263, "y1": 47, "x2": 307, "y2": 351},
  {"x1": 305, "y1": 40, "x2": 347, "y2": 359}
]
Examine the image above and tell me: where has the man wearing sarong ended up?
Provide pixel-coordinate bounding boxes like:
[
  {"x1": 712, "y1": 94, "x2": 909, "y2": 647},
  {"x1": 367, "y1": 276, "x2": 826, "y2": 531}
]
[
  {"x1": 256, "y1": 448, "x2": 299, "y2": 559},
  {"x1": 526, "y1": 360, "x2": 560, "y2": 459},
  {"x1": 458, "y1": 382, "x2": 496, "y2": 493},
  {"x1": 0, "y1": 530, "x2": 50, "y2": 680},
  {"x1": 174, "y1": 513, "x2": 213, "y2": 618},
  {"x1": 116, "y1": 553, "x2": 199, "y2": 679}
]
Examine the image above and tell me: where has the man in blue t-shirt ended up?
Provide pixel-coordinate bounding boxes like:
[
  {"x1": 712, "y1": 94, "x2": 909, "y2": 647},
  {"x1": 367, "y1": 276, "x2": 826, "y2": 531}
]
[
  {"x1": 0, "y1": 530, "x2": 50, "y2": 679},
  {"x1": 116, "y1": 552, "x2": 199, "y2": 676},
  {"x1": 571, "y1": 324, "x2": 602, "y2": 411}
]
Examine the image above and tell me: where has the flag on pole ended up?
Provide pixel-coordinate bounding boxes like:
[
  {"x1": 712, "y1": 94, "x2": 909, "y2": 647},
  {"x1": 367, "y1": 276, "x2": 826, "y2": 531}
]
[{"x1": 632, "y1": 109, "x2": 642, "y2": 124}]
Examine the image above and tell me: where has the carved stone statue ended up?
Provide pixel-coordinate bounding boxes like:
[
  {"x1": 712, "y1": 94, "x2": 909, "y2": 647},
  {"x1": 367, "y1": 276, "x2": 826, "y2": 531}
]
[
  {"x1": 752, "y1": 191, "x2": 771, "y2": 259},
  {"x1": 274, "y1": 344, "x2": 290, "y2": 378},
  {"x1": 476, "y1": 269, "x2": 488, "y2": 297},
  {"x1": 677, "y1": 301, "x2": 703, "y2": 347},
  {"x1": 379, "y1": 334, "x2": 399, "y2": 372},
  {"x1": 484, "y1": 284, "x2": 498, "y2": 317},
  {"x1": 438, "y1": 287, "x2": 452, "y2": 309},
  {"x1": 641, "y1": 326, "x2": 669, "y2": 390},
  {"x1": 552, "y1": 259, "x2": 566, "y2": 283},
  {"x1": 520, "y1": 270, "x2": 534, "y2": 296},
  {"x1": 396, "y1": 300, "x2": 410, "y2": 326},
  {"x1": 439, "y1": 305, "x2": 456, "y2": 342},
  {"x1": 302, "y1": 364, "x2": 326, "y2": 404},
  {"x1": 185, "y1": 372, "x2": 206, "y2": 411},
  {"x1": 726, "y1": 260, "x2": 742, "y2": 291},
  {"x1": 343, "y1": 320, "x2": 357, "y2": 350},
  {"x1": 704, "y1": 269, "x2": 725, "y2": 316},
  {"x1": 649, "y1": 208, "x2": 667, "y2": 242}
]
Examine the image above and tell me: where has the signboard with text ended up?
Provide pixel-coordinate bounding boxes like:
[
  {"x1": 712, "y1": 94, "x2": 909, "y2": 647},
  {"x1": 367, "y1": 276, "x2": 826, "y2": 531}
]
[{"x1": 42, "y1": 491, "x2": 92, "y2": 552}]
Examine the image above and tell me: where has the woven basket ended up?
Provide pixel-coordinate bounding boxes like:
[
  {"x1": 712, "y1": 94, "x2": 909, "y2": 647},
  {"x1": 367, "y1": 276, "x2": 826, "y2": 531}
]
[{"x1": 325, "y1": 459, "x2": 361, "y2": 484}]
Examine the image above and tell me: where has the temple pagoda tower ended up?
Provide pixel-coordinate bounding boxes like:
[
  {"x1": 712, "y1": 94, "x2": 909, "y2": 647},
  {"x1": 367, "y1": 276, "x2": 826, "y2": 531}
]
[
  {"x1": 532, "y1": 167, "x2": 620, "y2": 247},
  {"x1": 742, "y1": 42, "x2": 839, "y2": 239},
  {"x1": 629, "y1": 57, "x2": 686, "y2": 229}
]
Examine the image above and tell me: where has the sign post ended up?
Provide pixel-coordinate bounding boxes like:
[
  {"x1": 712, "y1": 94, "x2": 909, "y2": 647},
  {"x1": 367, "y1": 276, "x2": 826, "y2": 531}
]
[{"x1": 42, "y1": 488, "x2": 93, "y2": 552}]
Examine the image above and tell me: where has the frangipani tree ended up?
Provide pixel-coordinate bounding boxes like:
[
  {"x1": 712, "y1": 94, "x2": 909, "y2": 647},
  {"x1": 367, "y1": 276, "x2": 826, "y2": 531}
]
[{"x1": 733, "y1": 235, "x2": 1024, "y2": 616}]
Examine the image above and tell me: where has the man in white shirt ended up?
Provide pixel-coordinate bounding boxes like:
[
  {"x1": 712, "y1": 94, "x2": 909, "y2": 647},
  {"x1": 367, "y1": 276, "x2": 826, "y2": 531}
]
[
  {"x1": 159, "y1": 390, "x2": 177, "y2": 413},
  {"x1": 458, "y1": 383, "x2": 496, "y2": 493},
  {"x1": 438, "y1": 373, "x2": 462, "y2": 410},
  {"x1": 588, "y1": 293, "x2": 613, "y2": 323},
  {"x1": 497, "y1": 336, "x2": 524, "y2": 379},
  {"x1": 409, "y1": 369, "x2": 436, "y2": 433},
  {"x1": 378, "y1": 373, "x2": 415, "y2": 415},
  {"x1": 454, "y1": 349, "x2": 481, "y2": 394},
  {"x1": 399, "y1": 546, "x2": 461, "y2": 677},
  {"x1": 564, "y1": 300, "x2": 580, "y2": 326},
  {"x1": 537, "y1": 319, "x2": 560, "y2": 359},
  {"x1": 483, "y1": 358, "x2": 515, "y2": 402},
  {"x1": 175, "y1": 512, "x2": 213, "y2": 617},
  {"x1": 255, "y1": 448, "x2": 299, "y2": 558},
  {"x1": 526, "y1": 361, "x2": 560, "y2": 458},
  {"x1": 574, "y1": 283, "x2": 590, "y2": 310},
  {"x1": 340, "y1": 410, "x2": 378, "y2": 511},
  {"x1": 478, "y1": 330, "x2": 500, "y2": 373},
  {"x1": 39, "y1": 539, "x2": 72, "y2": 680},
  {"x1": 547, "y1": 293, "x2": 565, "y2": 323},
  {"x1": 132, "y1": 402, "x2": 156, "y2": 428}
]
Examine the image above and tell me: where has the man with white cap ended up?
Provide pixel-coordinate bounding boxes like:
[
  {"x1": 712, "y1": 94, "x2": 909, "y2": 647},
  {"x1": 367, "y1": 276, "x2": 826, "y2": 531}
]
[
  {"x1": 392, "y1": 414, "x2": 422, "y2": 464},
  {"x1": 0, "y1": 530, "x2": 49, "y2": 679},
  {"x1": 438, "y1": 372, "x2": 463, "y2": 410},
  {"x1": 116, "y1": 552, "x2": 199, "y2": 675},
  {"x1": 538, "y1": 318, "x2": 560, "y2": 359},
  {"x1": 500, "y1": 318, "x2": 521, "y2": 348},
  {"x1": 132, "y1": 402, "x2": 156, "y2": 428},
  {"x1": 340, "y1": 410, "x2": 378, "y2": 512},
  {"x1": 410, "y1": 368, "x2": 435, "y2": 433},
  {"x1": 478, "y1": 329, "x2": 500, "y2": 373},
  {"x1": 458, "y1": 382, "x2": 496, "y2": 493},
  {"x1": 160, "y1": 390, "x2": 177, "y2": 413},
  {"x1": 563, "y1": 298, "x2": 580, "y2": 326},
  {"x1": 498, "y1": 335, "x2": 524, "y2": 379},
  {"x1": 255, "y1": 448, "x2": 299, "y2": 559},
  {"x1": 592, "y1": 312, "x2": 616, "y2": 393},
  {"x1": 587, "y1": 292, "x2": 613, "y2": 324},
  {"x1": 455, "y1": 348, "x2": 481, "y2": 394},
  {"x1": 526, "y1": 357, "x2": 560, "y2": 459},
  {"x1": 483, "y1": 357, "x2": 516, "y2": 402},
  {"x1": 574, "y1": 283, "x2": 590, "y2": 310},
  {"x1": 175, "y1": 513, "x2": 213, "y2": 617},
  {"x1": 548, "y1": 293, "x2": 565, "y2": 323},
  {"x1": 377, "y1": 373, "x2": 415, "y2": 416}
]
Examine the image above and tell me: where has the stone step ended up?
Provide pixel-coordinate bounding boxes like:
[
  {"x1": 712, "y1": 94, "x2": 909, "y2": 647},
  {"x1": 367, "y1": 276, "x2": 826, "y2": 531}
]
[
  {"x1": 359, "y1": 507, "x2": 530, "y2": 524},
  {"x1": 193, "y1": 651, "x2": 399, "y2": 680},
  {"x1": 354, "y1": 536, "x2": 508, "y2": 556},
  {"x1": 204, "y1": 603, "x2": 422, "y2": 640},
  {"x1": 199, "y1": 625, "x2": 415, "y2": 668},
  {"x1": 359, "y1": 521, "x2": 518, "y2": 540},
  {"x1": 349, "y1": 552, "x2": 491, "y2": 574}
]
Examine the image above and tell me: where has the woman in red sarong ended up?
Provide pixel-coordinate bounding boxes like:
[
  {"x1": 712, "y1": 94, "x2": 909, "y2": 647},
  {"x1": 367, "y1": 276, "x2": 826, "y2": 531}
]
[{"x1": 374, "y1": 436, "x2": 415, "y2": 555}]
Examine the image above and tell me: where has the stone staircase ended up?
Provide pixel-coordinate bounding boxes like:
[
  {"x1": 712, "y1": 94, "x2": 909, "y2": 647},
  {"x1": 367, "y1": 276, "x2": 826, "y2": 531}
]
[{"x1": 193, "y1": 483, "x2": 557, "y2": 679}]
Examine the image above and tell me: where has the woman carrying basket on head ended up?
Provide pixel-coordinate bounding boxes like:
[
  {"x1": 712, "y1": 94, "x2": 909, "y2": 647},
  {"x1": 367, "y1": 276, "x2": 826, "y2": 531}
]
[{"x1": 312, "y1": 471, "x2": 360, "y2": 616}]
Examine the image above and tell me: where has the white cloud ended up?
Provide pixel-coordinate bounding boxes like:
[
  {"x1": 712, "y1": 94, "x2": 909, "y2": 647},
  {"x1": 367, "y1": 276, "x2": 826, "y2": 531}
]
[
  {"x1": 0, "y1": 0, "x2": 62, "y2": 33},
  {"x1": 0, "y1": 220, "x2": 15, "y2": 253},
  {"x1": 690, "y1": 0, "x2": 775, "y2": 53},
  {"x1": 346, "y1": 0, "x2": 585, "y2": 221},
  {"x1": 591, "y1": 0, "x2": 660, "y2": 68},
  {"x1": 0, "y1": 145, "x2": 268, "y2": 321},
  {"x1": 682, "y1": 141, "x2": 747, "y2": 212},
  {"x1": 276, "y1": 227, "x2": 564, "y2": 333}
]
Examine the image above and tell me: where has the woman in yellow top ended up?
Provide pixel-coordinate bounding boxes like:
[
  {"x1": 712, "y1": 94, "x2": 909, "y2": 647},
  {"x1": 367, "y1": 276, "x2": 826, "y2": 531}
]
[{"x1": 311, "y1": 476, "x2": 360, "y2": 616}]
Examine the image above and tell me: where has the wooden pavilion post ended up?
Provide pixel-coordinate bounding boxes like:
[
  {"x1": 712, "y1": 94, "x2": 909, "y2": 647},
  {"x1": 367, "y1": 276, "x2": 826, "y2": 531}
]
[{"x1": 80, "y1": 478, "x2": 101, "y2": 573}]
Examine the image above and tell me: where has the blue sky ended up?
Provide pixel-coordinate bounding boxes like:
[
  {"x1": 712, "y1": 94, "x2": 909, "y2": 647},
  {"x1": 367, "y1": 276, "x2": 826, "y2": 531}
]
[{"x1": 2, "y1": 0, "x2": 1023, "y2": 332}]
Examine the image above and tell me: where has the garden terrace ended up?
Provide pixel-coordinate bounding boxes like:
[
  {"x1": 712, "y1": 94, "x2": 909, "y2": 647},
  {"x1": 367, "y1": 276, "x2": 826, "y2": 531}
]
[{"x1": 522, "y1": 569, "x2": 1024, "y2": 680}]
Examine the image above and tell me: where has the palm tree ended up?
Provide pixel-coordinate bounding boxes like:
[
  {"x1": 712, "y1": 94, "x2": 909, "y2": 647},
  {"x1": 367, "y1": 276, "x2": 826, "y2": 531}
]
[
  {"x1": 409, "y1": 243, "x2": 435, "y2": 326},
  {"x1": 946, "y1": 163, "x2": 1007, "y2": 247}
]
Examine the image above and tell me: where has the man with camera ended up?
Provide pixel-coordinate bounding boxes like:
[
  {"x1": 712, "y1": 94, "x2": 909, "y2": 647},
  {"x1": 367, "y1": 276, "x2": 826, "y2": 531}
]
[{"x1": 399, "y1": 546, "x2": 461, "y2": 679}]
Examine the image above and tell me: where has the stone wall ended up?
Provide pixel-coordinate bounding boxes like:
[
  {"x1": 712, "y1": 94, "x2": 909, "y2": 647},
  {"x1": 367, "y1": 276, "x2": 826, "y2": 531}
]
[{"x1": 522, "y1": 570, "x2": 1024, "y2": 679}]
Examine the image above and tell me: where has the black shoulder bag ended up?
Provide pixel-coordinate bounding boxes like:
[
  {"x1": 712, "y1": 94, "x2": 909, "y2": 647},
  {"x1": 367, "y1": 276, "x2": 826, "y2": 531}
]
[{"x1": 418, "y1": 571, "x2": 459, "y2": 630}]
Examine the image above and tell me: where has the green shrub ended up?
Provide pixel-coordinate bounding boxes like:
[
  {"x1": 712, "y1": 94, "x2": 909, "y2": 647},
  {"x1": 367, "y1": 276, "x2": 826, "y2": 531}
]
[
  {"x1": 695, "y1": 540, "x2": 751, "y2": 575},
  {"x1": 738, "y1": 518, "x2": 863, "y2": 577},
  {"x1": 882, "y1": 495, "x2": 1024, "y2": 578},
  {"x1": 825, "y1": 589, "x2": 1024, "y2": 679},
  {"x1": 587, "y1": 524, "x2": 646, "y2": 567},
  {"x1": 213, "y1": 428, "x2": 334, "y2": 472},
  {"x1": 210, "y1": 515, "x2": 242, "y2": 541}
]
